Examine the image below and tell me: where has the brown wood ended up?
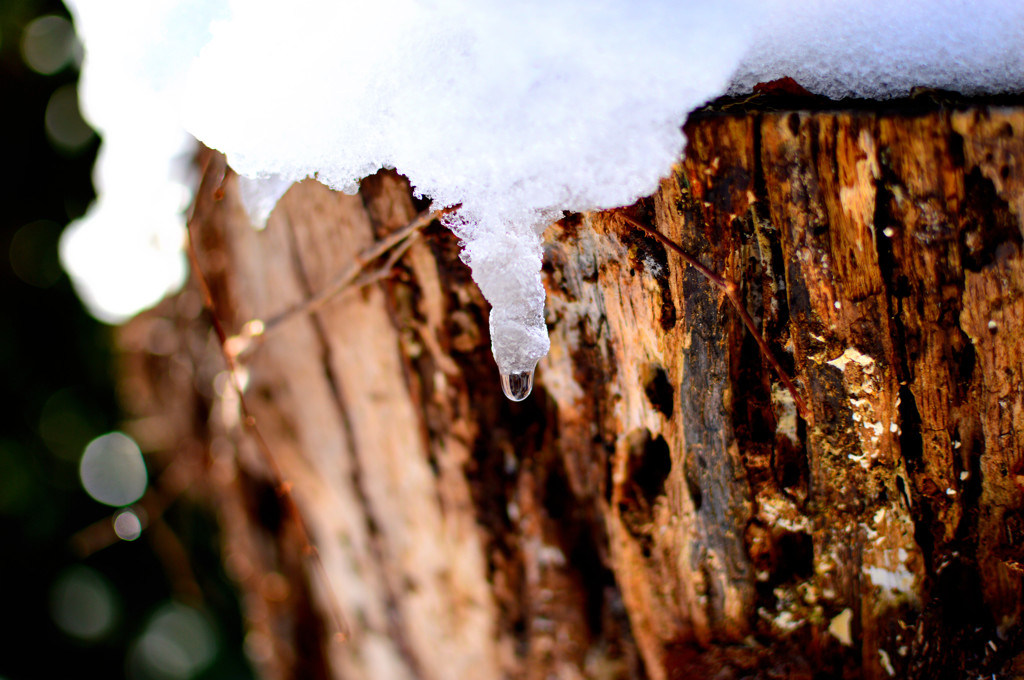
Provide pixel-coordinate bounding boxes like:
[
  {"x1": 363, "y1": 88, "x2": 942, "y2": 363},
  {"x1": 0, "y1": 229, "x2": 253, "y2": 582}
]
[{"x1": 117, "y1": 104, "x2": 1024, "y2": 680}]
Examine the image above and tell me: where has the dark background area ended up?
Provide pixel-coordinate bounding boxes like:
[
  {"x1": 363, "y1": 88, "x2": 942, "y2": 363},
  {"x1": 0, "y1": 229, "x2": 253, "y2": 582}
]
[{"x1": 0, "y1": 1, "x2": 253, "y2": 677}]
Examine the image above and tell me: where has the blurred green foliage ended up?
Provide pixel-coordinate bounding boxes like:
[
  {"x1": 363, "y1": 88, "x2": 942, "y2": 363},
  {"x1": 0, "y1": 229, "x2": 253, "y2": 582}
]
[{"x1": 1, "y1": 1, "x2": 254, "y2": 677}]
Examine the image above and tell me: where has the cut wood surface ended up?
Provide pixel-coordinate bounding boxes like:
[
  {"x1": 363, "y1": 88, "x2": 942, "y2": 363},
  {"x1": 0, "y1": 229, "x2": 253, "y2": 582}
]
[{"x1": 118, "y1": 104, "x2": 1024, "y2": 680}]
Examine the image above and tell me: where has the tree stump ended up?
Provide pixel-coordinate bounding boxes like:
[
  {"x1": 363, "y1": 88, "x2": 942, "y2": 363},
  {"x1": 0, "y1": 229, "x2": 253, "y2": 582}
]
[{"x1": 117, "y1": 103, "x2": 1024, "y2": 680}]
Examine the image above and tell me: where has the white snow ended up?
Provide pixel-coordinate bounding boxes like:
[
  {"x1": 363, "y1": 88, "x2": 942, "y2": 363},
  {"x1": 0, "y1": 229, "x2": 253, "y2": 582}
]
[
  {"x1": 237, "y1": 174, "x2": 294, "y2": 230},
  {"x1": 730, "y1": 0, "x2": 1024, "y2": 100},
  {"x1": 59, "y1": 0, "x2": 229, "y2": 323},
  {"x1": 60, "y1": 0, "x2": 1024, "y2": 389},
  {"x1": 177, "y1": 0, "x2": 761, "y2": 380},
  {"x1": 864, "y1": 547, "x2": 916, "y2": 597}
]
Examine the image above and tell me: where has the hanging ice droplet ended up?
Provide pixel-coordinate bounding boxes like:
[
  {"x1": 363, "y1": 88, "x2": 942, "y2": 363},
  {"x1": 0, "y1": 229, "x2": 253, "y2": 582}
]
[{"x1": 500, "y1": 368, "x2": 535, "y2": 402}]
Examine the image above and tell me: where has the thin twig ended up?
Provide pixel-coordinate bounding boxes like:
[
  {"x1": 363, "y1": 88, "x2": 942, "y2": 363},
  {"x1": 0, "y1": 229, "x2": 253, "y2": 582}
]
[
  {"x1": 185, "y1": 162, "x2": 352, "y2": 642},
  {"x1": 257, "y1": 209, "x2": 442, "y2": 337},
  {"x1": 618, "y1": 213, "x2": 810, "y2": 420},
  {"x1": 352, "y1": 231, "x2": 420, "y2": 288},
  {"x1": 70, "y1": 454, "x2": 188, "y2": 559}
]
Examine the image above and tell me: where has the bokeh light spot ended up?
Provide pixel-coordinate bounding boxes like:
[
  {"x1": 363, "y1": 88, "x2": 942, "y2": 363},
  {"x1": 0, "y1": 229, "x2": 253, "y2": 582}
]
[
  {"x1": 20, "y1": 15, "x2": 76, "y2": 75},
  {"x1": 79, "y1": 432, "x2": 147, "y2": 507},
  {"x1": 44, "y1": 83, "x2": 94, "y2": 153},
  {"x1": 113, "y1": 507, "x2": 143, "y2": 541},
  {"x1": 9, "y1": 220, "x2": 62, "y2": 289},
  {"x1": 49, "y1": 565, "x2": 118, "y2": 640},
  {"x1": 128, "y1": 603, "x2": 218, "y2": 680}
]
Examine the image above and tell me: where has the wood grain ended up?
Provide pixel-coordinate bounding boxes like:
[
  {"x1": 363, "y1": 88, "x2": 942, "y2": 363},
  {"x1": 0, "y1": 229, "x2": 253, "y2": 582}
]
[{"x1": 119, "y1": 105, "x2": 1024, "y2": 680}]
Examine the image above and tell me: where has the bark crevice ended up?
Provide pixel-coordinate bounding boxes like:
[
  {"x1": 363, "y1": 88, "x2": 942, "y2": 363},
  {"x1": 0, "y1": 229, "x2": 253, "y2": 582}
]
[{"x1": 119, "y1": 105, "x2": 1024, "y2": 680}]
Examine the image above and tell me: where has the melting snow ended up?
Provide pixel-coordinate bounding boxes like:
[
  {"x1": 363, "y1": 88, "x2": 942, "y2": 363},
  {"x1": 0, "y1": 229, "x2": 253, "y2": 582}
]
[{"x1": 60, "y1": 0, "x2": 1024, "y2": 395}]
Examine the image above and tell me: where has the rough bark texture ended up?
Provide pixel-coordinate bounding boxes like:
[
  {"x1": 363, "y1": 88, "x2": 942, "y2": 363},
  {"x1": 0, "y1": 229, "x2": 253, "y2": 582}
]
[{"x1": 118, "y1": 104, "x2": 1024, "y2": 680}]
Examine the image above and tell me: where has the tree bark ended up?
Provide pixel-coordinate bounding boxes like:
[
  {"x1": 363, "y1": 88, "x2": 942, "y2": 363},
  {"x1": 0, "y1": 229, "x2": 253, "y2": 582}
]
[{"x1": 117, "y1": 104, "x2": 1024, "y2": 680}]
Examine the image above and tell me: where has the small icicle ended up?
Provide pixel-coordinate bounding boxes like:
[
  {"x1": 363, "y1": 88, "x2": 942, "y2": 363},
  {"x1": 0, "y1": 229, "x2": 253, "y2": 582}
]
[{"x1": 500, "y1": 368, "x2": 535, "y2": 402}]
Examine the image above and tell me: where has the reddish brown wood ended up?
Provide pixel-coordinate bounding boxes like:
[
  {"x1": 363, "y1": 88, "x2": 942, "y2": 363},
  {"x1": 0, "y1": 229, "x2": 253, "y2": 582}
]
[{"x1": 118, "y1": 105, "x2": 1024, "y2": 680}]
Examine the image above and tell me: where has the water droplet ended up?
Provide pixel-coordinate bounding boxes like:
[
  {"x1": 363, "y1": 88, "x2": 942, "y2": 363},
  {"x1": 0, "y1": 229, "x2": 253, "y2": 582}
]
[{"x1": 500, "y1": 368, "x2": 535, "y2": 402}]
